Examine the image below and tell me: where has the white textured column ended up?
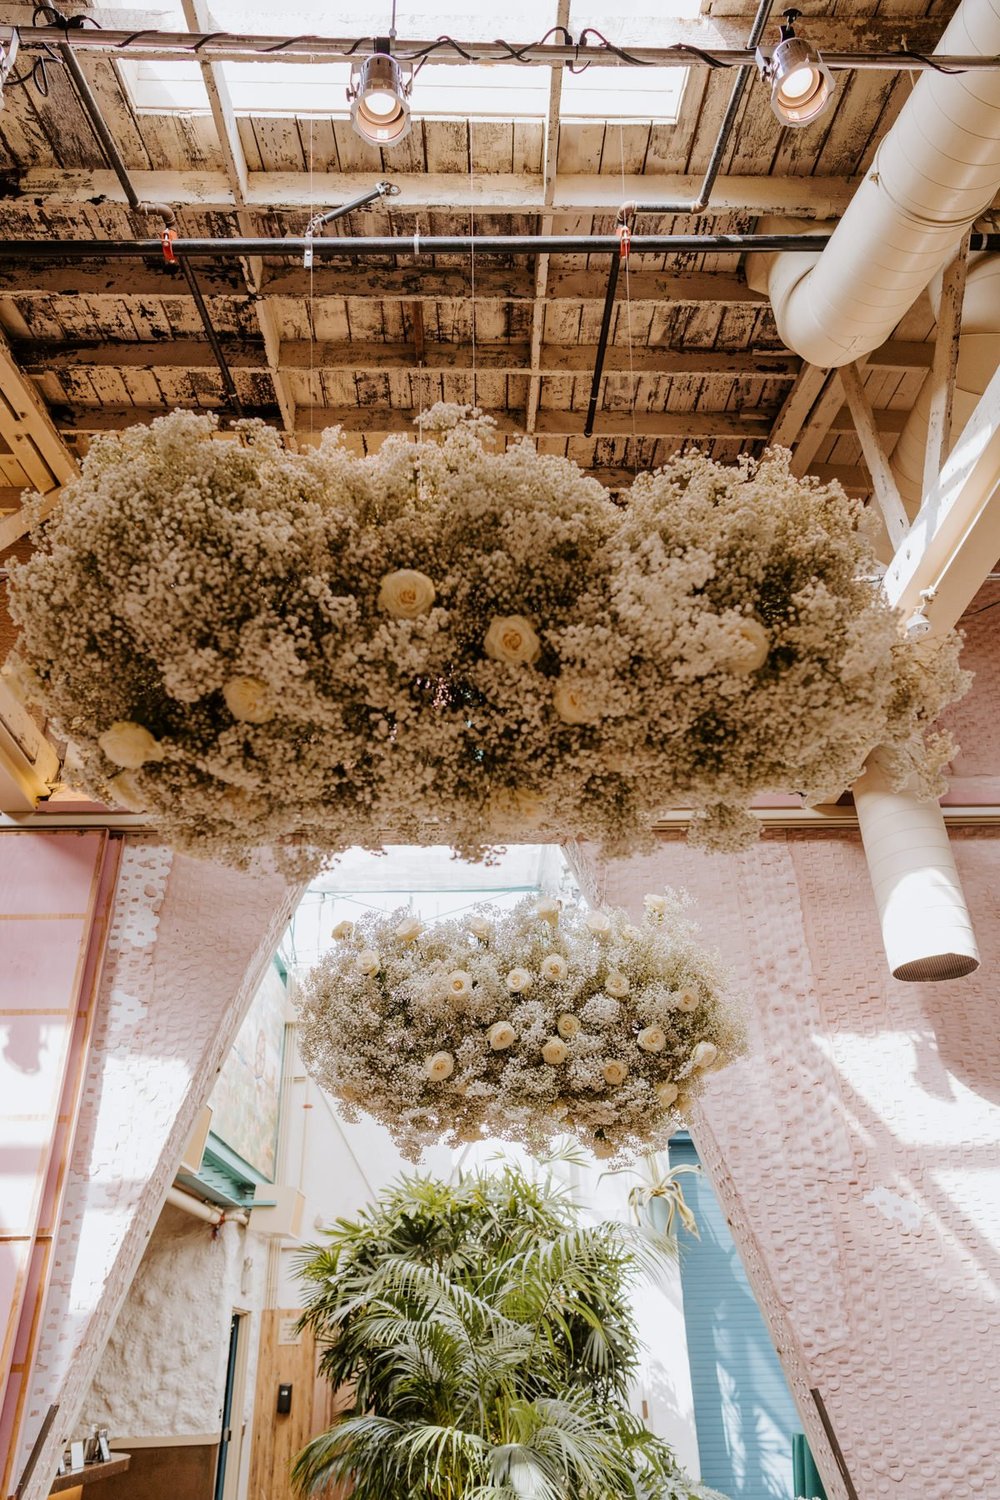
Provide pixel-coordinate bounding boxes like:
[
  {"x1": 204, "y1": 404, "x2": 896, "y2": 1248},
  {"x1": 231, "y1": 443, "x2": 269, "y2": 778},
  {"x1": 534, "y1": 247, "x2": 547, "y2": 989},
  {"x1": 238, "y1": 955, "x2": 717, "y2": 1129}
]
[{"x1": 854, "y1": 755, "x2": 979, "y2": 981}]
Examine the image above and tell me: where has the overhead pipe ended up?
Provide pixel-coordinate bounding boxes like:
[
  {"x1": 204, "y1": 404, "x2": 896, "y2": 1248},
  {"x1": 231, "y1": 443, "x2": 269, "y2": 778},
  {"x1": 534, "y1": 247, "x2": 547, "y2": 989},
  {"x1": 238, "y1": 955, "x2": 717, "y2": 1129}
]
[
  {"x1": 746, "y1": 0, "x2": 1000, "y2": 367},
  {"x1": 584, "y1": 0, "x2": 774, "y2": 435},
  {"x1": 165, "y1": 1185, "x2": 249, "y2": 1226},
  {"x1": 46, "y1": 8, "x2": 246, "y2": 418},
  {"x1": 12, "y1": 22, "x2": 1000, "y2": 71}
]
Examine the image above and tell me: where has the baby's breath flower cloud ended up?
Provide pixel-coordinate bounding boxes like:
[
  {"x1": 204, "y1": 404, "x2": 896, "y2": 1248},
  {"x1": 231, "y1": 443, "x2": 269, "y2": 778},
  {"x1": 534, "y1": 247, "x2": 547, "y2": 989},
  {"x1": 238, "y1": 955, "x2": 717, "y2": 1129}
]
[
  {"x1": 6, "y1": 405, "x2": 968, "y2": 875},
  {"x1": 297, "y1": 891, "x2": 743, "y2": 1160}
]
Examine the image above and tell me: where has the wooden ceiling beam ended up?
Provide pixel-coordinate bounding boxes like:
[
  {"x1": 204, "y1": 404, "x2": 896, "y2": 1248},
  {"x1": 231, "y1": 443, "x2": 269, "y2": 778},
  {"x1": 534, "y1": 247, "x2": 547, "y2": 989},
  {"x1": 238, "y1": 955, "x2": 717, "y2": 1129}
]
[
  {"x1": 0, "y1": 330, "x2": 76, "y2": 543},
  {"x1": 0, "y1": 264, "x2": 766, "y2": 304},
  {"x1": 48, "y1": 404, "x2": 777, "y2": 439},
  {"x1": 17, "y1": 339, "x2": 804, "y2": 378},
  {"x1": 8, "y1": 169, "x2": 861, "y2": 220},
  {"x1": 589, "y1": 464, "x2": 871, "y2": 492}
]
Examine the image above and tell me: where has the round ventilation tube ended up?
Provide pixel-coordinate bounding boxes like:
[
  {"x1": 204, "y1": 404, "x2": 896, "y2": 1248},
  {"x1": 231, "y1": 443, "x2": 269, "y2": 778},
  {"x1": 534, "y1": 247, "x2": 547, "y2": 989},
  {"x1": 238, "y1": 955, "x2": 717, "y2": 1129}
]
[{"x1": 853, "y1": 755, "x2": 980, "y2": 981}]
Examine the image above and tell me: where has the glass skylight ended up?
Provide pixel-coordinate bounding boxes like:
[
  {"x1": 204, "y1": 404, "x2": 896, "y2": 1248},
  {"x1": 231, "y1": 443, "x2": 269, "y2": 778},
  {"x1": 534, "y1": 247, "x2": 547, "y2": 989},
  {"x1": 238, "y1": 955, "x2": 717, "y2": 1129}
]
[{"x1": 101, "y1": 0, "x2": 696, "y2": 123}]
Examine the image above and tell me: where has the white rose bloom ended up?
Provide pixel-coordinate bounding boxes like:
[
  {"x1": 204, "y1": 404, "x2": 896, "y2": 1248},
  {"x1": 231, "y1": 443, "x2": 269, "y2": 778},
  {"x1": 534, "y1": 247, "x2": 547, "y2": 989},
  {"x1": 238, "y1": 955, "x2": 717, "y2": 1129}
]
[
  {"x1": 691, "y1": 1041, "x2": 719, "y2": 1070},
  {"x1": 506, "y1": 968, "x2": 533, "y2": 993},
  {"x1": 425, "y1": 1050, "x2": 455, "y2": 1082},
  {"x1": 106, "y1": 770, "x2": 146, "y2": 810},
  {"x1": 489, "y1": 786, "x2": 546, "y2": 829},
  {"x1": 674, "y1": 987, "x2": 700, "y2": 1013},
  {"x1": 603, "y1": 1060, "x2": 628, "y2": 1087},
  {"x1": 720, "y1": 617, "x2": 770, "y2": 674},
  {"x1": 655, "y1": 1081, "x2": 680, "y2": 1107},
  {"x1": 638, "y1": 1025, "x2": 667, "y2": 1053},
  {"x1": 97, "y1": 721, "x2": 165, "y2": 770},
  {"x1": 467, "y1": 916, "x2": 492, "y2": 941},
  {"x1": 541, "y1": 1037, "x2": 569, "y2": 1066},
  {"x1": 643, "y1": 893, "x2": 667, "y2": 915},
  {"x1": 395, "y1": 916, "x2": 424, "y2": 942},
  {"x1": 484, "y1": 614, "x2": 541, "y2": 665},
  {"x1": 378, "y1": 568, "x2": 436, "y2": 619},
  {"x1": 621, "y1": 924, "x2": 642, "y2": 943},
  {"x1": 536, "y1": 897, "x2": 561, "y2": 925},
  {"x1": 488, "y1": 1021, "x2": 517, "y2": 1051},
  {"x1": 354, "y1": 948, "x2": 380, "y2": 976},
  {"x1": 605, "y1": 970, "x2": 630, "y2": 998},
  {"x1": 541, "y1": 954, "x2": 569, "y2": 982},
  {"x1": 447, "y1": 969, "x2": 472, "y2": 997},
  {"x1": 556, "y1": 1012, "x2": 580, "y2": 1039},
  {"x1": 223, "y1": 676, "x2": 276, "y2": 724},
  {"x1": 552, "y1": 678, "x2": 603, "y2": 725},
  {"x1": 331, "y1": 920, "x2": 355, "y2": 941},
  {"x1": 586, "y1": 911, "x2": 613, "y2": 939}
]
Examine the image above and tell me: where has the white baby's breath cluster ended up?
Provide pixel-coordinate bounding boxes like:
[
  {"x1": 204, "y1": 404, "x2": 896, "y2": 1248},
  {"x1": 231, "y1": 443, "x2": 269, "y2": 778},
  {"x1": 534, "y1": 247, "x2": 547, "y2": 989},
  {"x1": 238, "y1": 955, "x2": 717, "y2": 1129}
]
[
  {"x1": 296, "y1": 890, "x2": 742, "y2": 1161},
  {"x1": 6, "y1": 407, "x2": 967, "y2": 872}
]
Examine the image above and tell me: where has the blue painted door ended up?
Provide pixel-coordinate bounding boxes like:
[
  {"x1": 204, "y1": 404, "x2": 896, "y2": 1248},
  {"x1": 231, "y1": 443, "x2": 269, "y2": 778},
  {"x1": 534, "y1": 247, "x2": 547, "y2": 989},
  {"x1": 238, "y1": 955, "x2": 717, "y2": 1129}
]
[{"x1": 669, "y1": 1136, "x2": 801, "y2": 1499}]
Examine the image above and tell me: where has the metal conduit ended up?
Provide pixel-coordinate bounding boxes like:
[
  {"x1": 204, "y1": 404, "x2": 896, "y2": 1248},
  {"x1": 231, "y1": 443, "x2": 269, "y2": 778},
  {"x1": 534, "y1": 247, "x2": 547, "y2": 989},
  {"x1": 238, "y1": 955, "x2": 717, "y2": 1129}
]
[
  {"x1": 10, "y1": 26, "x2": 1000, "y2": 71},
  {"x1": 2, "y1": 232, "x2": 1000, "y2": 260}
]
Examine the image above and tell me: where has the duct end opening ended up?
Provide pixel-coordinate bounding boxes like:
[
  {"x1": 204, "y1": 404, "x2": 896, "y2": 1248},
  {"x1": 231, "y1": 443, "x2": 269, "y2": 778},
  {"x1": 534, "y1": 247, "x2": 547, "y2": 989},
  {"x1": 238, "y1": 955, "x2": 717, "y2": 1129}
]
[{"x1": 892, "y1": 950, "x2": 981, "y2": 983}]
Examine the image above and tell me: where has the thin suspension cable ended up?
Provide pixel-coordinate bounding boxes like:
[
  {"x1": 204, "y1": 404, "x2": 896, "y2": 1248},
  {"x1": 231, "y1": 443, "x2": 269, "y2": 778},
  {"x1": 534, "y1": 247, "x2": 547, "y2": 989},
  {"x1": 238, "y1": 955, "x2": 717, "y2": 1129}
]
[
  {"x1": 308, "y1": 116, "x2": 315, "y2": 441},
  {"x1": 469, "y1": 120, "x2": 477, "y2": 409}
]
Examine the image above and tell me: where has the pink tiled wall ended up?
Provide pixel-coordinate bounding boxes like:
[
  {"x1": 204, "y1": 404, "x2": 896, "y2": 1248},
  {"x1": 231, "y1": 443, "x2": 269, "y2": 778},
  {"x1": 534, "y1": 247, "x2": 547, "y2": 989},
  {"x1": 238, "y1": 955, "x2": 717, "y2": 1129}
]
[
  {"x1": 572, "y1": 829, "x2": 1000, "y2": 1500},
  {"x1": 11, "y1": 838, "x2": 296, "y2": 1500}
]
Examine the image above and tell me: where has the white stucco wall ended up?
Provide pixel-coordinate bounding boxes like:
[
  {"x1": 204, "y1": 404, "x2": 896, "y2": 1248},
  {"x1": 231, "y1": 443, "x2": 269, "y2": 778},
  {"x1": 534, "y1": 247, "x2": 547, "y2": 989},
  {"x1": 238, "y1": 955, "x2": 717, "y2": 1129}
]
[{"x1": 80, "y1": 1203, "x2": 266, "y2": 1454}]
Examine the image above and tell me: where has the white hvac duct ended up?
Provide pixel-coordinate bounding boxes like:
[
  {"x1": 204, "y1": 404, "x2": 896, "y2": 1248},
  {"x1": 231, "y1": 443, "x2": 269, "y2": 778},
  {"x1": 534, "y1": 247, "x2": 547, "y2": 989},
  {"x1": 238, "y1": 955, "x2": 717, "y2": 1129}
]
[
  {"x1": 745, "y1": 0, "x2": 1000, "y2": 368},
  {"x1": 854, "y1": 756, "x2": 980, "y2": 981}
]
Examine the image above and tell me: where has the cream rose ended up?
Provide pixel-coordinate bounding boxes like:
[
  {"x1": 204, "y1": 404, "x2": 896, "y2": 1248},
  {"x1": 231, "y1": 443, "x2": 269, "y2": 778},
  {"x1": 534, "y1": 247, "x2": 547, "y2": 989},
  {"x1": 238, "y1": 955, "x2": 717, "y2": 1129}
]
[
  {"x1": 541, "y1": 1038, "x2": 569, "y2": 1066},
  {"x1": 556, "y1": 1012, "x2": 580, "y2": 1039},
  {"x1": 447, "y1": 969, "x2": 472, "y2": 997},
  {"x1": 484, "y1": 614, "x2": 541, "y2": 665},
  {"x1": 223, "y1": 676, "x2": 276, "y2": 724},
  {"x1": 98, "y1": 721, "x2": 164, "y2": 770},
  {"x1": 720, "y1": 617, "x2": 770, "y2": 674},
  {"x1": 674, "y1": 987, "x2": 700, "y2": 1013},
  {"x1": 655, "y1": 1081, "x2": 680, "y2": 1107},
  {"x1": 378, "y1": 568, "x2": 436, "y2": 619},
  {"x1": 638, "y1": 1025, "x2": 666, "y2": 1053},
  {"x1": 603, "y1": 1060, "x2": 628, "y2": 1087},
  {"x1": 541, "y1": 954, "x2": 569, "y2": 982},
  {"x1": 621, "y1": 924, "x2": 642, "y2": 943},
  {"x1": 354, "y1": 948, "x2": 380, "y2": 976},
  {"x1": 643, "y1": 893, "x2": 667, "y2": 916},
  {"x1": 552, "y1": 678, "x2": 603, "y2": 725},
  {"x1": 586, "y1": 911, "x2": 613, "y2": 939},
  {"x1": 605, "y1": 970, "x2": 630, "y2": 998},
  {"x1": 106, "y1": 770, "x2": 146, "y2": 810},
  {"x1": 489, "y1": 786, "x2": 546, "y2": 829},
  {"x1": 467, "y1": 916, "x2": 492, "y2": 941},
  {"x1": 331, "y1": 920, "x2": 355, "y2": 941},
  {"x1": 488, "y1": 1021, "x2": 517, "y2": 1051},
  {"x1": 395, "y1": 916, "x2": 424, "y2": 942},
  {"x1": 536, "y1": 897, "x2": 561, "y2": 926},
  {"x1": 425, "y1": 1050, "x2": 455, "y2": 1082},
  {"x1": 691, "y1": 1041, "x2": 719, "y2": 1070},
  {"x1": 506, "y1": 968, "x2": 532, "y2": 993}
]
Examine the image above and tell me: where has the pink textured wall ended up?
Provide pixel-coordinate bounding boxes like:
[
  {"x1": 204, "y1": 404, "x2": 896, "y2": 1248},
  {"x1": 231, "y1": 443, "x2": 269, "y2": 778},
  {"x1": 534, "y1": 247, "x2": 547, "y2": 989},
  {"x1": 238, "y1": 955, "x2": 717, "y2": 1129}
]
[
  {"x1": 571, "y1": 830, "x2": 1000, "y2": 1500},
  {"x1": 11, "y1": 839, "x2": 297, "y2": 1500}
]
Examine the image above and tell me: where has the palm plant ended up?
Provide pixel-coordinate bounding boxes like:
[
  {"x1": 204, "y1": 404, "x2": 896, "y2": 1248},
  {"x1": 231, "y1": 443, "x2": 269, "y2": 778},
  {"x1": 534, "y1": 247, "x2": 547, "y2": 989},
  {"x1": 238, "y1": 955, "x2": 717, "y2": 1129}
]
[{"x1": 293, "y1": 1162, "x2": 728, "y2": 1500}]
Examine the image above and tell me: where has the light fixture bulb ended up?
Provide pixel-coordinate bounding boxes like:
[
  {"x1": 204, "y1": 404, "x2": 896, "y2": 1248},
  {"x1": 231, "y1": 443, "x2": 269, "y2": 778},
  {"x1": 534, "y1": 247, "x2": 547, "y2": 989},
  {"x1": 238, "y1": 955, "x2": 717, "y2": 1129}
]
[
  {"x1": 349, "y1": 49, "x2": 413, "y2": 147},
  {"x1": 755, "y1": 16, "x2": 835, "y2": 129}
]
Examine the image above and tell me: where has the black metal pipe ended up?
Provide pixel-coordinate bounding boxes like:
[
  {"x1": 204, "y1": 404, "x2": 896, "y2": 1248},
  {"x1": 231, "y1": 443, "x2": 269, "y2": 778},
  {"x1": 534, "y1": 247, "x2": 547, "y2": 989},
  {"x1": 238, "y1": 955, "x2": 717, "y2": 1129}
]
[
  {"x1": 621, "y1": 0, "x2": 773, "y2": 221},
  {"x1": 584, "y1": 253, "x2": 620, "y2": 439},
  {"x1": 51, "y1": 15, "x2": 247, "y2": 419},
  {"x1": 4, "y1": 232, "x2": 1000, "y2": 260},
  {"x1": 179, "y1": 259, "x2": 245, "y2": 417},
  {"x1": 13, "y1": 26, "x2": 1000, "y2": 73}
]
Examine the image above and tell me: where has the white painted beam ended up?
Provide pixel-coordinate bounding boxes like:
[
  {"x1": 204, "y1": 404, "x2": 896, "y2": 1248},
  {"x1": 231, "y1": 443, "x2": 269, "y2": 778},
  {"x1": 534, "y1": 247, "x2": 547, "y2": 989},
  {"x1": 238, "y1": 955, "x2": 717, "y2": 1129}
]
[
  {"x1": 839, "y1": 361, "x2": 909, "y2": 547},
  {"x1": 886, "y1": 358, "x2": 1000, "y2": 635}
]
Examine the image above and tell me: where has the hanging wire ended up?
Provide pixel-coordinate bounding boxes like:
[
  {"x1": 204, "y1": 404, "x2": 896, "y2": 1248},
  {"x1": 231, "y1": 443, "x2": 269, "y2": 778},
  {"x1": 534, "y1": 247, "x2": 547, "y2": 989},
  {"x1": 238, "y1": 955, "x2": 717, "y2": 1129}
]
[
  {"x1": 469, "y1": 119, "x2": 477, "y2": 410},
  {"x1": 308, "y1": 115, "x2": 316, "y2": 443}
]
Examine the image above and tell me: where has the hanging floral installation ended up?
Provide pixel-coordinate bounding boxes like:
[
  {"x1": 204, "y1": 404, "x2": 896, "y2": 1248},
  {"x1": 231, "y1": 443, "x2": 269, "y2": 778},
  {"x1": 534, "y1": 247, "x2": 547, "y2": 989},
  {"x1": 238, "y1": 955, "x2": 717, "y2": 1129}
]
[
  {"x1": 296, "y1": 890, "x2": 742, "y2": 1160},
  {"x1": 6, "y1": 405, "x2": 966, "y2": 873}
]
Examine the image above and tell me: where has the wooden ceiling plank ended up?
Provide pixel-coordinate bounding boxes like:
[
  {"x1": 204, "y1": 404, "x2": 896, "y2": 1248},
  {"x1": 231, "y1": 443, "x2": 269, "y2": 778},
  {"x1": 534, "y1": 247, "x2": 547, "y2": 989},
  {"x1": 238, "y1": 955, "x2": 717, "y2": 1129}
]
[{"x1": 0, "y1": 330, "x2": 76, "y2": 535}]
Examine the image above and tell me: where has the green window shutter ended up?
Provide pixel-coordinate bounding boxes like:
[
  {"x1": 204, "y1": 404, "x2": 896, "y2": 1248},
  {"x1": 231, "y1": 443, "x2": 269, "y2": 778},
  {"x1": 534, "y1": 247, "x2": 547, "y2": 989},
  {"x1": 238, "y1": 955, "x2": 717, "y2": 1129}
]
[{"x1": 793, "y1": 1433, "x2": 828, "y2": 1498}]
